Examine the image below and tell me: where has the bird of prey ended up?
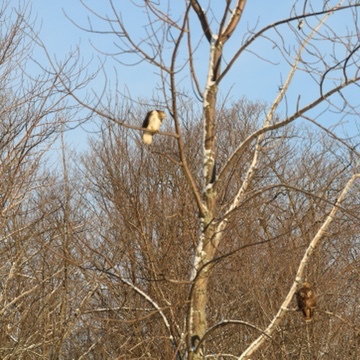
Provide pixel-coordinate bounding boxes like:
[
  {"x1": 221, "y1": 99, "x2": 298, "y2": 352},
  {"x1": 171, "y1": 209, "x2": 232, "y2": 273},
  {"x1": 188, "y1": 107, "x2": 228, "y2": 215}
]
[
  {"x1": 142, "y1": 110, "x2": 166, "y2": 144},
  {"x1": 296, "y1": 281, "x2": 316, "y2": 321}
]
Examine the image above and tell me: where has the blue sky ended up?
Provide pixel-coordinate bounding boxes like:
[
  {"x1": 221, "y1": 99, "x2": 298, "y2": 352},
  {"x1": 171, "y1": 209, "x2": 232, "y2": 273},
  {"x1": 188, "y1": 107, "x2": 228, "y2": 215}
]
[
  {"x1": 28, "y1": 1, "x2": 359, "y2": 151},
  {"x1": 30, "y1": 1, "x2": 286, "y2": 101}
]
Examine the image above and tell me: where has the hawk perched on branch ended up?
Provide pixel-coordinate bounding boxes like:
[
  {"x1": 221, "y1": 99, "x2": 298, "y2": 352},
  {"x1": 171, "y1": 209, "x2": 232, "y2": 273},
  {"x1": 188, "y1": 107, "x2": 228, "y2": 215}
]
[
  {"x1": 296, "y1": 282, "x2": 316, "y2": 322},
  {"x1": 142, "y1": 110, "x2": 166, "y2": 144}
]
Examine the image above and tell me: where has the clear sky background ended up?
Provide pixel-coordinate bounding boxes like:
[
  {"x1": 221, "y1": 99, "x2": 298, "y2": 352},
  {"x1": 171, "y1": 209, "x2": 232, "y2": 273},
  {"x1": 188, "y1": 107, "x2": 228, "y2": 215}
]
[
  {"x1": 30, "y1": 1, "x2": 287, "y2": 100},
  {"x1": 28, "y1": 1, "x2": 359, "y2": 152}
]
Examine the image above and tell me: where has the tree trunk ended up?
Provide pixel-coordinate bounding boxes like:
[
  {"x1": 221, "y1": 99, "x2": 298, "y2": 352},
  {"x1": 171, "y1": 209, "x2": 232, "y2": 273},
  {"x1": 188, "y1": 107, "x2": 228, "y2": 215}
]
[{"x1": 189, "y1": 40, "x2": 222, "y2": 360}]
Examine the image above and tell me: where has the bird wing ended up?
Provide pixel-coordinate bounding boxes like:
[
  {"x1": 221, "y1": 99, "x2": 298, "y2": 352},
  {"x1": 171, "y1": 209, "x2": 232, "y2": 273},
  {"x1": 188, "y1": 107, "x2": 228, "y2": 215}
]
[{"x1": 142, "y1": 111, "x2": 152, "y2": 128}]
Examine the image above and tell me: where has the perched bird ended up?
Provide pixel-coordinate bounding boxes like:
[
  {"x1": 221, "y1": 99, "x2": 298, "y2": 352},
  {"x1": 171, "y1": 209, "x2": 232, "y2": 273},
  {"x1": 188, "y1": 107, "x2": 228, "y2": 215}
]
[
  {"x1": 142, "y1": 110, "x2": 166, "y2": 144},
  {"x1": 298, "y1": 19, "x2": 304, "y2": 30},
  {"x1": 190, "y1": 335, "x2": 203, "y2": 356},
  {"x1": 190, "y1": 335, "x2": 200, "y2": 351},
  {"x1": 296, "y1": 282, "x2": 316, "y2": 322}
]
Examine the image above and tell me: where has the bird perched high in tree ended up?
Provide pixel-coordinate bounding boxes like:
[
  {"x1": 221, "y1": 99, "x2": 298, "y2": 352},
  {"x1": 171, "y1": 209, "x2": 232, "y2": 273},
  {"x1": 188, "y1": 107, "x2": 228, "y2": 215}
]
[
  {"x1": 142, "y1": 110, "x2": 166, "y2": 144},
  {"x1": 298, "y1": 19, "x2": 304, "y2": 30},
  {"x1": 296, "y1": 282, "x2": 317, "y2": 322}
]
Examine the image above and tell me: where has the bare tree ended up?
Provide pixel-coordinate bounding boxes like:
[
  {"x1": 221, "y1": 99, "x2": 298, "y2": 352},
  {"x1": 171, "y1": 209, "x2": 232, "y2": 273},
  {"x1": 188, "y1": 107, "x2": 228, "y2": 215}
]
[
  {"x1": 55, "y1": 0, "x2": 360, "y2": 358},
  {"x1": 0, "y1": 2, "x2": 88, "y2": 358}
]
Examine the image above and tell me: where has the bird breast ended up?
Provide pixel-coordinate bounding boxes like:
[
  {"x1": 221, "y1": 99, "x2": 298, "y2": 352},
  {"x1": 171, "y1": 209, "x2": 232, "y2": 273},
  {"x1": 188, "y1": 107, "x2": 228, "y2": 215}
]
[{"x1": 148, "y1": 114, "x2": 161, "y2": 131}]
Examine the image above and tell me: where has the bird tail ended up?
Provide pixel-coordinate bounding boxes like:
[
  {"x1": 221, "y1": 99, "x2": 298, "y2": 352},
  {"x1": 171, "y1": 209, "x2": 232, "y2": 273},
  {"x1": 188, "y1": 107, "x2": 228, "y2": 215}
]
[
  {"x1": 143, "y1": 132, "x2": 152, "y2": 144},
  {"x1": 304, "y1": 309, "x2": 313, "y2": 322}
]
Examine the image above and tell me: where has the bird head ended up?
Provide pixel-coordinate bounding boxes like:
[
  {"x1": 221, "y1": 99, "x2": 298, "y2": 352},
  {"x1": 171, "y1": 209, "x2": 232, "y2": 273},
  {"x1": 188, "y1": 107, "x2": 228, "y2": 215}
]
[{"x1": 156, "y1": 110, "x2": 167, "y2": 122}]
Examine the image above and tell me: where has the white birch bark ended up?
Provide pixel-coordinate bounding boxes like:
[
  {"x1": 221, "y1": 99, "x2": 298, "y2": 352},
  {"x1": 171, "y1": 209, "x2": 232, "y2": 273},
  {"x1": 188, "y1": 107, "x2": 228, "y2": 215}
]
[
  {"x1": 213, "y1": 5, "x2": 336, "y2": 251},
  {"x1": 238, "y1": 173, "x2": 359, "y2": 359}
]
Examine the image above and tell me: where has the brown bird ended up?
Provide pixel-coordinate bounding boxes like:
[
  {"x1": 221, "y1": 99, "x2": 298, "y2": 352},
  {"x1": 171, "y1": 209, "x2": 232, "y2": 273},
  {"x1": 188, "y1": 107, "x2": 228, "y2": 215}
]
[
  {"x1": 142, "y1": 110, "x2": 166, "y2": 144},
  {"x1": 296, "y1": 281, "x2": 316, "y2": 321}
]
